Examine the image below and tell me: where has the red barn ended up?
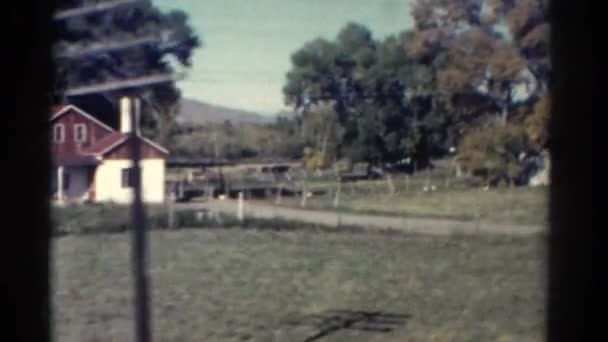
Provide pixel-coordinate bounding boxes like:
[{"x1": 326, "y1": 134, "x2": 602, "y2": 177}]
[{"x1": 50, "y1": 104, "x2": 169, "y2": 204}]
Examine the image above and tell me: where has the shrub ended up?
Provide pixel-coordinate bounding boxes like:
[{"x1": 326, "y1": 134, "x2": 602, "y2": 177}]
[
  {"x1": 52, "y1": 203, "x2": 131, "y2": 235},
  {"x1": 456, "y1": 124, "x2": 530, "y2": 185},
  {"x1": 51, "y1": 204, "x2": 365, "y2": 237},
  {"x1": 524, "y1": 93, "x2": 550, "y2": 151}
]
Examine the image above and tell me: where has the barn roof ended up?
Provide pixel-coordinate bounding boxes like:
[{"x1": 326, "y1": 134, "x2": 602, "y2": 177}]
[
  {"x1": 50, "y1": 104, "x2": 169, "y2": 165},
  {"x1": 81, "y1": 132, "x2": 169, "y2": 156},
  {"x1": 50, "y1": 104, "x2": 114, "y2": 132},
  {"x1": 50, "y1": 104, "x2": 69, "y2": 114},
  {"x1": 52, "y1": 151, "x2": 100, "y2": 167}
]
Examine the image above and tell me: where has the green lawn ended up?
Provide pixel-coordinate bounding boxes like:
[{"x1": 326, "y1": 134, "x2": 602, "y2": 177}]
[
  {"x1": 288, "y1": 173, "x2": 549, "y2": 226},
  {"x1": 53, "y1": 229, "x2": 545, "y2": 341}
]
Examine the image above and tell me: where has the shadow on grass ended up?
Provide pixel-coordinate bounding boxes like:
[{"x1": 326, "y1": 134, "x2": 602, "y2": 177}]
[{"x1": 284, "y1": 309, "x2": 411, "y2": 341}]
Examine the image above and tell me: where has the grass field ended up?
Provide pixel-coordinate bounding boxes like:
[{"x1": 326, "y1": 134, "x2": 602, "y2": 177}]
[
  {"x1": 281, "y1": 172, "x2": 548, "y2": 226},
  {"x1": 53, "y1": 228, "x2": 545, "y2": 341}
]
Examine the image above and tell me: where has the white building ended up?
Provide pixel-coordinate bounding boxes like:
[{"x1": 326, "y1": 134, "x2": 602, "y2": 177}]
[{"x1": 50, "y1": 104, "x2": 169, "y2": 204}]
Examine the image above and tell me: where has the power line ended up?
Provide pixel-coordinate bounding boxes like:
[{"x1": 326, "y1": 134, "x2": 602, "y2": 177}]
[
  {"x1": 64, "y1": 73, "x2": 182, "y2": 96},
  {"x1": 53, "y1": 0, "x2": 145, "y2": 21},
  {"x1": 56, "y1": 35, "x2": 161, "y2": 58}
]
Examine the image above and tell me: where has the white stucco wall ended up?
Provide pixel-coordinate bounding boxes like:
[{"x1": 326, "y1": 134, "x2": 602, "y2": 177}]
[{"x1": 94, "y1": 159, "x2": 166, "y2": 204}]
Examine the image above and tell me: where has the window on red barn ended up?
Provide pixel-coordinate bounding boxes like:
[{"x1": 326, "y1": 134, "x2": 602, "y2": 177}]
[
  {"x1": 53, "y1": 124, "x2": 65, "y2": 143},
  {"x1": 74, "y1": 124, "x2": 87, "y2": 143}
]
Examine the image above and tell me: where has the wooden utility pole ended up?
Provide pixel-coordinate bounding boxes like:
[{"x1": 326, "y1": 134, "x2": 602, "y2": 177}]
[
  {"x1": 123, "y1": 97, "x2": 151, "y2": 342},
  {"x1": 53, "y1": 3, "x2": 197, "y2": 340}
]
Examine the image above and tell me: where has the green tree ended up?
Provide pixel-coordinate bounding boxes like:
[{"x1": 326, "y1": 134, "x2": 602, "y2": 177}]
[
  {"x1": 284, "y1": 24, "x2": 431, "y2": 166},
  {"x1": 54, "y1": 0, "x2": 200, "y2": 143},
  {"x1": 409, "y1": 0, "x2": 535, "y2": 127},
  {"x1": 409, "y1": 0, "x2": 550, "y2": 183},
  {"x1": 456, "y1": 124, "x2": 530, "y2": 185},
  {"x1": 300, "y1": 106, "x2": 343, "y2": 165}
]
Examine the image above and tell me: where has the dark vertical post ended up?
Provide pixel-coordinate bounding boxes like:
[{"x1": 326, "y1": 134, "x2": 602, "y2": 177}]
[
  {"x1": 548, "y1": 1, "x2": 605, "y2": 341},
  {"x1": 8, "y1": 2, "x2": 54, "y2": 340},
  {"x1": 125, "y1": 96, "x2": 151, "y2": 342}
]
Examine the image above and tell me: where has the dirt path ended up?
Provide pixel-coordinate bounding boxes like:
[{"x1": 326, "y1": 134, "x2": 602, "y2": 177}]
[{"x1": 176, "y1": 199, "x2": 545, "y2": 236}]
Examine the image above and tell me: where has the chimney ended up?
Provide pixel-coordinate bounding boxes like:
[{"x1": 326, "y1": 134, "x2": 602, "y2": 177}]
[{"x1": 119, "y1": 97, "x2": 141, "y2": 135}]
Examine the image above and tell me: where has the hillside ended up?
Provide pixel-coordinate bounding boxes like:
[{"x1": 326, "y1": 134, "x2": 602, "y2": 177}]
[{"x1": 177, "y1": 98, "x2": 273, "y2": 125}]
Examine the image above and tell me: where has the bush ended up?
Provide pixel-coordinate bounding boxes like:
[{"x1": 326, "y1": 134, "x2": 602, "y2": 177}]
[
  {"x1": 52, "y1": 203, "x2": 131, "y2": 235},
  {"x1": 456, "y1": 124, "x2": 529, "y2": 185},
  {"x1": 51, "y1": 204, "x2": 367, "y2": 237}
]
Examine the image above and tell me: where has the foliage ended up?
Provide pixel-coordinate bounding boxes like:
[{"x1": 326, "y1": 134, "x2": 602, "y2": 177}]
[
  {"x1": 283, "y1": 0, "x2": 549, "y2": 171},
  {"x1": 524, "y1": 93, "x2": 550, "y2": 150},
  {"x1": 299, "y1": 106, "x2": 343, "y2": 166},
  {"x1": 409, "y1": 0, "x2": 548, "y2": 126},
  {"x1": 284, "y1": 25, "x2": 435, "y2": 165},
  {"x1": 456, "y1": 124, "x2": 530, "y2": 183},
  {"x1": 170, "y1": 119, "x2": 305, "y2": 160},
  {"x1": 302, "y1": 147, "x2": 326, "y2": 171},
  {"x1": 448, "y1": 93, "x2": 553, "y2": 186},
  {"x1": 54, "y1": 0, "x2": 200, "y2": 142}
]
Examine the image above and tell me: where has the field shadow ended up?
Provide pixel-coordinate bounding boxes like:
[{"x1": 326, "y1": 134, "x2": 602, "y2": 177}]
[{"x1": 284, "y1": 309, "x2": 411, "y2": 341}]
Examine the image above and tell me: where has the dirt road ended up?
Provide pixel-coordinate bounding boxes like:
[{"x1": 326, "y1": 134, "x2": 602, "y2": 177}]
[{"x1": 177, "y1": 199, "x2": 545, "y2": 236}]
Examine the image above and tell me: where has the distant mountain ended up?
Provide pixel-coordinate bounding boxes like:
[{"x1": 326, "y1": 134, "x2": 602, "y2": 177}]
[
  {"x1": 274, "y1": 109, "x2": 299, "y2": 119},
  {"x1": 176, "y1": 98, "x2": 274, "y2": 125}
]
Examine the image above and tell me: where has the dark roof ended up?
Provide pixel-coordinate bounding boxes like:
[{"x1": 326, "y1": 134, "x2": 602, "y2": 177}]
[
  {"x1": 50, "y1": 104, "x2": 69, "y2": 114},
  {"x1": 50, "y1": 104, "x2": 114, "y2": 132},
  {"x1": 82, "y1": 132, "x2": 127, "y2": 155},
  {"x1": 81, "y1": 132, "x2": 169, "y2": 156},
  {"x1": 50, "y1": 104, "x2": 170, "y2": 163},
  {"x1": 166, "y1": 158, "x2": 234, "y2": 167},
  {"x1": 52, "y1": 153, "x2": 99, "y2": 167}
]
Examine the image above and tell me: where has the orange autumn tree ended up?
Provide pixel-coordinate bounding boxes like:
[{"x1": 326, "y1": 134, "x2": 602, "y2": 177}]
[{"x1": 408, "y1": 0, "x2": 550, "y2": 184}]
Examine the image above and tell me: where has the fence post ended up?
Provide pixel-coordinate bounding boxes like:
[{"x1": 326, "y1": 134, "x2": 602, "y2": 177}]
[
  {"x1": 168, "y1": 192, "x2": 176, "y2": 229},
  {"x1": 386, "y1": 172, "x2": 395, "y2": 196},
  {"x1": 57, "y1": 165, "x2": 64, "y2": 204},
  {"x1": 300, "y1": 178, "x2": 307, "y2": 208},
  {"x1": 445, "y1": 172, "x2": 451, "y2": 214},
  {"x1": 275, "y1": 183, "x2": 283, "y2": 205},
  {"x1": 237, "y1": 191, "x2": 244, "y2": 222},
  {"x1": 333, "y1": 179, "x2": 341, "y2": 208}
]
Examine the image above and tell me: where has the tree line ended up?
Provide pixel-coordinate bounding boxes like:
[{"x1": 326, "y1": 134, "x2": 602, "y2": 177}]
[
  {"x1": 54, "y1": 0, "x2": 550, "y2": 185},
  {"x1": 282, "y1": 0, "x2": 550, "y2": 183}
]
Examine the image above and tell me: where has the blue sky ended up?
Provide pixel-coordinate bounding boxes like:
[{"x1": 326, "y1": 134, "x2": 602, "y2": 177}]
[{"x1": 155, "y1": 0, "x2": 414, "y2": 115}]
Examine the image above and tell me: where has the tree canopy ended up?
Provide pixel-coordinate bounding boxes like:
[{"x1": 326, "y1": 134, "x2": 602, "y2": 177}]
[
  {"x1": 54, "y1": 0, "x2": 200, "y2": 145},
  {"x1": 283, "y1": 0, "x2": 550, "y2": 181}
]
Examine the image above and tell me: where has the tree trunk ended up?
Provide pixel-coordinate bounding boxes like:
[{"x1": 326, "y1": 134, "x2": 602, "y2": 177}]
[
  {"x1": 157, "y1": 115, "x2": 171, "y2": 147},
  {"x1": 320, "y1": 120, "x2": 332, "y2": 164},
  {"x1": 501, "y1": 103, "x2": 509, "y2": 126}
]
